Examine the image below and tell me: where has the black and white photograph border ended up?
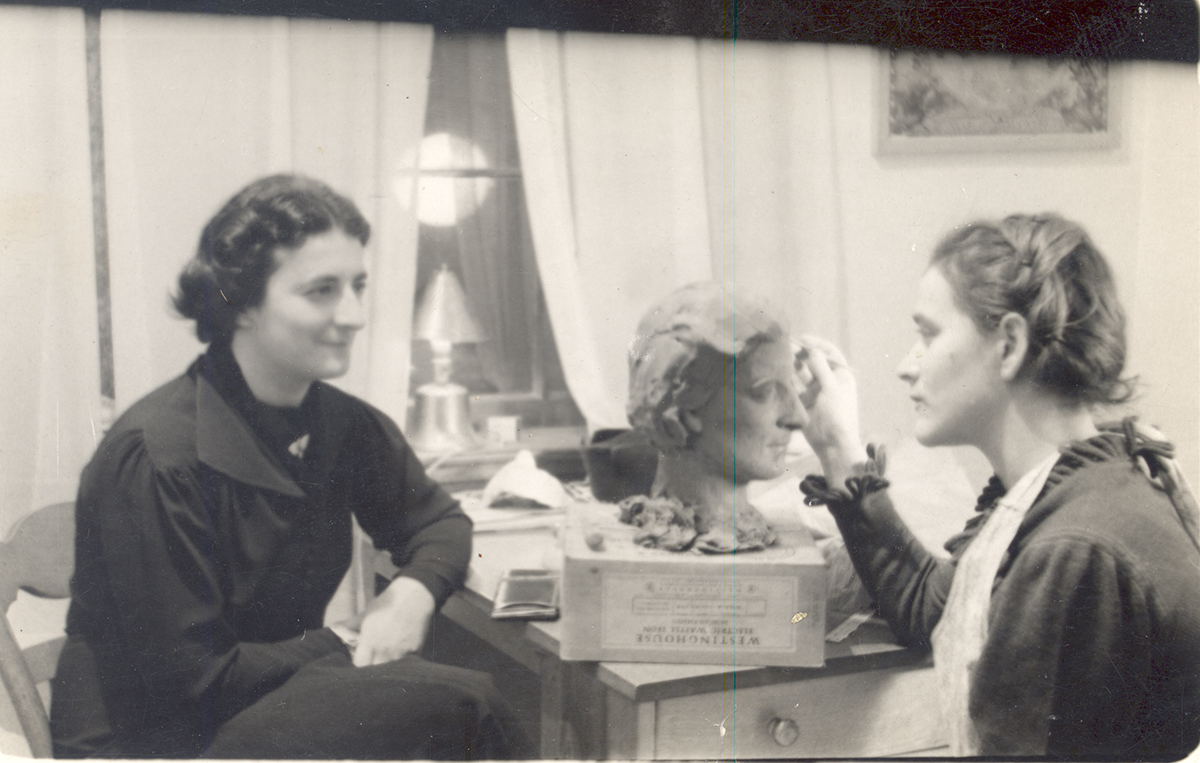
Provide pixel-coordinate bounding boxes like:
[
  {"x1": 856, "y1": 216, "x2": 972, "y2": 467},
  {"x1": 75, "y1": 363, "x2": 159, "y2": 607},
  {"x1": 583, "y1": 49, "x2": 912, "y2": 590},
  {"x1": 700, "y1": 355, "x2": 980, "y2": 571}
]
[{"x1": 1, "y1": 0, "x2": 1198, "y2": 761}]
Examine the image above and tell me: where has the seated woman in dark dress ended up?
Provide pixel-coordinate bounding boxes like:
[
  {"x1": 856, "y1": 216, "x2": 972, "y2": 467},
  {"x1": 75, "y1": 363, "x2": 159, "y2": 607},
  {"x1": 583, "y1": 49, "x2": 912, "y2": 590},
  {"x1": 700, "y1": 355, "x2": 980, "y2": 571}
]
[{"x1": 50, "y1": 174, "x2": 531, "y2": 759}]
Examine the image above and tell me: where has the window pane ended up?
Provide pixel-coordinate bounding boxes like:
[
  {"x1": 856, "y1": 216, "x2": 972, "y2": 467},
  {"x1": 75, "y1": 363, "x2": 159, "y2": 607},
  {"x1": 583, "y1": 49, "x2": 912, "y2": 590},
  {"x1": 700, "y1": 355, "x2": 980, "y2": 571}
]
[{"x1": 408, "y1": 32, "x2": 581, "y2": 428}]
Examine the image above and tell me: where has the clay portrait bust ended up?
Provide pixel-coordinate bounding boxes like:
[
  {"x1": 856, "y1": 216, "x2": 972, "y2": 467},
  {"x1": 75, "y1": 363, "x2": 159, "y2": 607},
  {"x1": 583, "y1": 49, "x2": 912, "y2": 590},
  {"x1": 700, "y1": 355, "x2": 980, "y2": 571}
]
[{"x1": 622, "y1": 282, "x2": 807, "y2": 553}]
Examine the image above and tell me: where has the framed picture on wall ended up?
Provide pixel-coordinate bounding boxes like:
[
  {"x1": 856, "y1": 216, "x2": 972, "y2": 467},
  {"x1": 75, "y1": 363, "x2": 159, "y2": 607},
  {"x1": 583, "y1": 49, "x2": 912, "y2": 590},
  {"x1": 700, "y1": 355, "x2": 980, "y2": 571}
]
[{"x1": 877, "y1": 49, "x2": 1121, "y2": 154}]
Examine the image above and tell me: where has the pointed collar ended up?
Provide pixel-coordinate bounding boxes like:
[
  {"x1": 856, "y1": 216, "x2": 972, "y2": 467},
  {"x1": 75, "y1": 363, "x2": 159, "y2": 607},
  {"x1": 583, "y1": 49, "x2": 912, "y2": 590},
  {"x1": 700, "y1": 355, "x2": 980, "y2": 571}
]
[{"x1": 195, "y1": 373, "x2": 306, "y2": 498}]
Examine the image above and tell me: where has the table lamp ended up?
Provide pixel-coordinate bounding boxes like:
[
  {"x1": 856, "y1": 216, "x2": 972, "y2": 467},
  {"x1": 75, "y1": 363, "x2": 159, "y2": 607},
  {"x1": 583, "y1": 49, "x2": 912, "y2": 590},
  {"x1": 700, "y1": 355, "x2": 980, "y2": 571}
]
[{"x1": 408, "y1": 265, "x2": 486, "y2": 454}]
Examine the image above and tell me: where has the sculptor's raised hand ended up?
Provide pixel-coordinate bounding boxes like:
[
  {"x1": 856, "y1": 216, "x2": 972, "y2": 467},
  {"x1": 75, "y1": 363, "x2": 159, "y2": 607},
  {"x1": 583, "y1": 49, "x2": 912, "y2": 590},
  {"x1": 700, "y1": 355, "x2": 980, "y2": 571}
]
[{"x1": 795, "y1": 335, "x2": 868, "y2": 486}]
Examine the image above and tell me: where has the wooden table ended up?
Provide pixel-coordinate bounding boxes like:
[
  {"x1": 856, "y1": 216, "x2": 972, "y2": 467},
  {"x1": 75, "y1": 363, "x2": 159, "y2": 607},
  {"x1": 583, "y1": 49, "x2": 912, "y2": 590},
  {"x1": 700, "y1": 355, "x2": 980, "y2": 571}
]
[{"x1": 428, "y1": 523, "x2": 948, "y2": 759}]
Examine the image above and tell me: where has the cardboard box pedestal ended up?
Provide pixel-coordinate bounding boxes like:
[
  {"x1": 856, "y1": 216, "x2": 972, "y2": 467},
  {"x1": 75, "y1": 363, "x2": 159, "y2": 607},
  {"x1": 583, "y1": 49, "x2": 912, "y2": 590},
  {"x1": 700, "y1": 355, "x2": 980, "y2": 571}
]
[{"x1": 560, "y1": 502, "x2": 827, "y2": 667}]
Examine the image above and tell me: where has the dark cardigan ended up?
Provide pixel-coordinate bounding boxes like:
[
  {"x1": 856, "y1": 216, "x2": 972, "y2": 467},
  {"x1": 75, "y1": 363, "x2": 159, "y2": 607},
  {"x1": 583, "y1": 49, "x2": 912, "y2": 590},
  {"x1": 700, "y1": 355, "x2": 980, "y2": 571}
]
[{"x1": 803, "y1": 428, "x2": 1200, "y2": 760}]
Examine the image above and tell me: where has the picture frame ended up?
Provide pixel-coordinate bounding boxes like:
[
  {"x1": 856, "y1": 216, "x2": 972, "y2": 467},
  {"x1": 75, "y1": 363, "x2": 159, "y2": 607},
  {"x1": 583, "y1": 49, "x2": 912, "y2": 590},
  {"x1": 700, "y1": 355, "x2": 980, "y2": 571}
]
[{"x1": 877, "y1": 49, "x2": 1121, "y2": 155}]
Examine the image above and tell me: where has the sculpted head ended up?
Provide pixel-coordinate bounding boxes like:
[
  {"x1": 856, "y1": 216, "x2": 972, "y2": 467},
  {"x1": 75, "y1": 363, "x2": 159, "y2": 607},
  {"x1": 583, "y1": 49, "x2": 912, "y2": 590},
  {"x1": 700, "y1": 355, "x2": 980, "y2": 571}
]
[
  {"x1": 622, "y1": 282, "x2": 807, "y2": 553},
  {"x1": 627, "y1": 281, "x2": 806, "y2": 480}
]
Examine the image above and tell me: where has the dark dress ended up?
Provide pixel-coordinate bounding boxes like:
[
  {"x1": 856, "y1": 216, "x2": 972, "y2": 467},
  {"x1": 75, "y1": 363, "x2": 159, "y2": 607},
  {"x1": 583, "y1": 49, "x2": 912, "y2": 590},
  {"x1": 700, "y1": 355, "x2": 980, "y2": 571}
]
[
  {"x1": 802, "y1": 425, "x2": 1200, "y2": 759},
  {"x1": 51, "y1": 344, "x2": 530, "y2": 759}
]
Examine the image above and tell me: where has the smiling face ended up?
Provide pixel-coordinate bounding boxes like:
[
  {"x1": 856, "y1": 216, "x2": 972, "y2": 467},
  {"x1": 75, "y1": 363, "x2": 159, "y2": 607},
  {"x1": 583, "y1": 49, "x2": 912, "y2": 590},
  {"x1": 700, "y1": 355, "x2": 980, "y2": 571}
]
[
  {"x1": 232, "y1": 229, "x2": 368, "y2": 405},
  {"x1": 896, "y1": 267, "x2": 1006, "y2": 449},
  {"x1": 690, "y1": 338, "x2": 807, "y2": 483}
]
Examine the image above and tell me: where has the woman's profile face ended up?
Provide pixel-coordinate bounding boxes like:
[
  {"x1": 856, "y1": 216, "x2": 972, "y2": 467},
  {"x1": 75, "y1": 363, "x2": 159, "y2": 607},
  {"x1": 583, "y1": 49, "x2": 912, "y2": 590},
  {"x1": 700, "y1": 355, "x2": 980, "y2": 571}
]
[
  {"x1": 689, "y1": 338, "x2": 807, "y2": 483},
  {"x1": 234, "y1": 229, "x2": 368, "y2": 393},
  {"x1": 897, "y1": 267, "x2": 1005, "y2": 449}
]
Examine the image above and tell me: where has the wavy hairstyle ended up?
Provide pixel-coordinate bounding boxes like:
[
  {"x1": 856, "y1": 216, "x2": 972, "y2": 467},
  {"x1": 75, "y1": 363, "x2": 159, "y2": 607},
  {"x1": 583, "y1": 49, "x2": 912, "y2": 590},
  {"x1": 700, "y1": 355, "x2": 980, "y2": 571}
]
[
  {"x1": 173, "y1": 174, "x2": 370, "y2": 344},
  {"x1": 930, "y1": 213, "x2": 1134, "y2": 405},
  {"x1": 626, "y1": 282, "x2": 789, "y2": 453}
]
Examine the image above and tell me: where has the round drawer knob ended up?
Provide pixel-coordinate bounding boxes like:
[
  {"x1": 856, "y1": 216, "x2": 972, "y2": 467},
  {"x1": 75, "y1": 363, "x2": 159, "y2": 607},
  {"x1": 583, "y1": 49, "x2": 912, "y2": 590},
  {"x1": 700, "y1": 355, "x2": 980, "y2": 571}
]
[{"x1": 768, "y1": 717, "x2": 799, "y2": 746}]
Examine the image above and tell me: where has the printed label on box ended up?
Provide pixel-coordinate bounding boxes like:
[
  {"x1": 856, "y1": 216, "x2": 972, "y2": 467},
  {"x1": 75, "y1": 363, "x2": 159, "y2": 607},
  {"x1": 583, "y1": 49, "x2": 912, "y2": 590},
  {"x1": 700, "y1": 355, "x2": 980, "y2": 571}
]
[{"x1": 601, "y1": 573, "x2": 798, "y2": 651}]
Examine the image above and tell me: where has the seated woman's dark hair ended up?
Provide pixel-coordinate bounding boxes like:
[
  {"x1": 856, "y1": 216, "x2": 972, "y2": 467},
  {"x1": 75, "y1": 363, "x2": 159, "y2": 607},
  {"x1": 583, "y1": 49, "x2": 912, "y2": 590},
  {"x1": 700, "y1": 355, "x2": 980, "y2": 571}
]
[
  {"x1": 931, "y1": 213, "x2": 1135, "y2": 406},
  {"x1": 173, "y1": 174, "x2": 371, "y2": 344}
]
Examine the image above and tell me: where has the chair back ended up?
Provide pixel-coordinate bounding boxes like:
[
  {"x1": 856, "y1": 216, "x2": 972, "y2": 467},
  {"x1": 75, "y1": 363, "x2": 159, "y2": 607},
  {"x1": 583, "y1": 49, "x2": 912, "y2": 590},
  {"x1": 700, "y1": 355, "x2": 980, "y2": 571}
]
[{"x1": 0, "y1": 502, "x2": 74, "y2": 758}]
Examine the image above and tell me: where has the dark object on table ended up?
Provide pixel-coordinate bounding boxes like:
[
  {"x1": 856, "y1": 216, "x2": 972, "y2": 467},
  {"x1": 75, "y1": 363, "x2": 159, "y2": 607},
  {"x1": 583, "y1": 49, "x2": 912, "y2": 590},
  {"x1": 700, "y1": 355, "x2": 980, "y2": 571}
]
[
  {"x1": 491, "y1": 569, "x2": 560, "y2": 621},
  {"x1": 583, "y1": 428, "x2": 659, "y2": 502}
]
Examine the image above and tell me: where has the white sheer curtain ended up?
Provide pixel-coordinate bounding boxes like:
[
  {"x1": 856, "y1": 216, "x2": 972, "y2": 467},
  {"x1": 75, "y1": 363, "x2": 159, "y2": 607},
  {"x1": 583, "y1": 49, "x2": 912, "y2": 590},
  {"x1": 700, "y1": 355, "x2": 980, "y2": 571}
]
[
  {"x1": 694, "y1": 39, "x2": 847, "y2": 348},
  {"x1": 101, "y1": 11, "x2": 433, "y2": 429},
  {"x1": 0, "y1": 7, "x2": 103, "y2": 538},
  {"x1": 508, "y1": 30, "x2": 848, "y2": 432},
  {"x1": 507, "y1": 29, "x2": 715, "y2": 432}
]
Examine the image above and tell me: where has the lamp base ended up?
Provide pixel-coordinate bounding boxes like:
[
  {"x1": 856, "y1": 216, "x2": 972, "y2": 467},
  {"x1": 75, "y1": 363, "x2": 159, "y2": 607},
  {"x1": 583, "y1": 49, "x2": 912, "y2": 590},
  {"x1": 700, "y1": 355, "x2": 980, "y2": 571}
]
[{"x1": 408, "y1": 382, "x2": 479, "y2": 454}]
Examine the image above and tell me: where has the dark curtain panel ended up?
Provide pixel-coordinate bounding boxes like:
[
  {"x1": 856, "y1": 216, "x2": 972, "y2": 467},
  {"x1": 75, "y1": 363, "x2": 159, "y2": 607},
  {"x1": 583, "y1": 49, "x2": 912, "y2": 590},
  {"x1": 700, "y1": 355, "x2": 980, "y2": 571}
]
[{"x1": 413, "y1": 32, "x2": 538, "y2": 395}]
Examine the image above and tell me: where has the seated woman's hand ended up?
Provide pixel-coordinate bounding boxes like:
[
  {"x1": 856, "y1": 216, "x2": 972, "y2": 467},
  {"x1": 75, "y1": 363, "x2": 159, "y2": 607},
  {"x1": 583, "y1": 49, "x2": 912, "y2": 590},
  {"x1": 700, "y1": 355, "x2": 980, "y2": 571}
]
[
  {"x1": 351, "y1": 576, "x2": 436, "y2": 667},
  {"x1": 795, "y1": 335, "x2": 868, "y2": 483}
]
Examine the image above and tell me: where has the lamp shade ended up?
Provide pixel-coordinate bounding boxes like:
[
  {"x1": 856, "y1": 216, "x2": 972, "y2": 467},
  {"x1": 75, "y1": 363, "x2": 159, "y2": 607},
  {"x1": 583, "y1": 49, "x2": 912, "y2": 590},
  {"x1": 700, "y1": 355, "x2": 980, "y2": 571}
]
[{"x1": 413, "y1": 265, "x2": 486, "y2": 344}]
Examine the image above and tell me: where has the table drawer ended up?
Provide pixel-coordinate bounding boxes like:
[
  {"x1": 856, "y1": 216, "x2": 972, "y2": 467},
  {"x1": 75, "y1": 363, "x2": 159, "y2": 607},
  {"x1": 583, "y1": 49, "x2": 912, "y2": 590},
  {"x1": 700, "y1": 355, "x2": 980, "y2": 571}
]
[{"x1": 652, "y1": 664, "x2": 945, "y2": 759}]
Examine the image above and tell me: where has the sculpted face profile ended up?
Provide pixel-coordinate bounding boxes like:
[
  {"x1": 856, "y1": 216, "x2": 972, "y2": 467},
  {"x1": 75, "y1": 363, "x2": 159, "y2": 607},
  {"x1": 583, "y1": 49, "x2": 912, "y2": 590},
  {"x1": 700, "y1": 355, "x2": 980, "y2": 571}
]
[{"x1": 622, "y1": 282, "x2": 808, "y2": 553}]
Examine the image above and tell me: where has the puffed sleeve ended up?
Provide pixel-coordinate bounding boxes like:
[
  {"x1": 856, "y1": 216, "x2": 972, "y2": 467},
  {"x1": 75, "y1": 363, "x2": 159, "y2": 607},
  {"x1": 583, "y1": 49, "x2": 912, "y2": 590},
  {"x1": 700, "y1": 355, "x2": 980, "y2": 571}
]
[
  {"x1": 800, "y1": 445, "x2": 957, "y2": 646},
  {"x1": 342, "y1": 404, "x2": 472, "y2": 608},
  {"x1": 71, "y1": 429, "x2": 349, "y2": 730}
]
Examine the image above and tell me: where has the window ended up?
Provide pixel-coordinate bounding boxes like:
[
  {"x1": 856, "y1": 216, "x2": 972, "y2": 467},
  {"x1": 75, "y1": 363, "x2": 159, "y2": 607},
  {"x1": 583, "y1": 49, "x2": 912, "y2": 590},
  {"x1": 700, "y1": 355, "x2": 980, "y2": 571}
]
[{"x1": 406, "y1": 32, "x2": 582, "y2": 430}]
